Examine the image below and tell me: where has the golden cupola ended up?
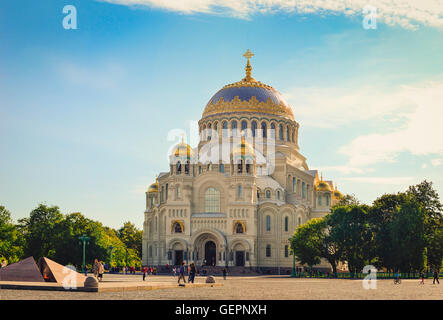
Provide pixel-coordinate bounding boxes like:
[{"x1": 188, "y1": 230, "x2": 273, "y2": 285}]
[
  {"x1": 315, "y1": 175, "x2": 332, "y2": 192},
  {"x1": 232, "y1": 136, "x2": 255, "y2": 159},
  {"x1": 147, "y1": 180, "x2": 159, "y2": 193},
  {"x1": 333, "y1": 185, "x2": 343, "y2": 199},
  {"x1": 171, "y1": 136, "x2": 194, "y2": 158},
  {"x1": 202, "y1": 49, "x2": 295, "y2": 121}
]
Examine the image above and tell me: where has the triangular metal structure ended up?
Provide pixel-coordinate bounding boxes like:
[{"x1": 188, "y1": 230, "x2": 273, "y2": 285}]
[
  {"x1": 0, "y1": 256, "x2": 45, "y2": 282},
  {"x1": 37, "y1": 257, "x2": 86, "y2": 286}
]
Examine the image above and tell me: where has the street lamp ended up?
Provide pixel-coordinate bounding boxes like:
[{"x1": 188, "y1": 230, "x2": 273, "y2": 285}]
[
  {"x1": 290, "y1": 246, "x2": 296, "y2": 277},
  {"x1": 78, "y1": 234, "x2": 90, "y2": 276}
]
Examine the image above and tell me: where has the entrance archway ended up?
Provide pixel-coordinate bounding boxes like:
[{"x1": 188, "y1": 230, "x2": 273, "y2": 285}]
[{"x1": 204, "y1": 241, "x2": 216, "y2": 266}]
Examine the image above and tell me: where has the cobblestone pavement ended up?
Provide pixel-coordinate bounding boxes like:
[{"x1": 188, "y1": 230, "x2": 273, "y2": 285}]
[{"x1": 1, "y1": 274, "x2": 442, "y2": 300}]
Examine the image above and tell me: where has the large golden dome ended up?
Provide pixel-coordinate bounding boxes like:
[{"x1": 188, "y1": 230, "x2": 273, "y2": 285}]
[{"x1": 202, "y1": 50, "x2": 294, "y2": 121}]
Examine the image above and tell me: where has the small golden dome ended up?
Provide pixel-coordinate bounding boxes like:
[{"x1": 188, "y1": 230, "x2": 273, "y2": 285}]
[
  {"x1": 315, "y1": 174, "x2": 332, "y2": 192},
  {"x1": 232, "y1": 137, "x2": 255, "y2": 157},
  {"x1": 172, "y1": 136, "x2": 194, "y2": 158},
  {"x1": 147, "y1": 181, "x2": 159, "y2": 193},
  {"x1": 333, "y1": 185, "x2": 343, "y2": 198}
]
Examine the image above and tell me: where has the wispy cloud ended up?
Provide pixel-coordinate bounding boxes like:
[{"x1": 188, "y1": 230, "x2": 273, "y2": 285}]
[
  {"x1": 339, "y1": 81, "x2": 443, "y2": 167},
  {"x1": 100, "y1": 0, "x2": 443, "y2": 29},
  {"x1": 342, "y1": 176, "x2": 414, "y2": 185}
]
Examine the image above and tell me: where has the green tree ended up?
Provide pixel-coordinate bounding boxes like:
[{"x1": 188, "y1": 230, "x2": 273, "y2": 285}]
[
  {"x1": 18, "y1": 204, "x2": 64, "y2": 260},
  {"x1": 388, "y1": 199, "x2": 427, "y2": 272},
  {"x1": 118, "y1": 221, "x2": 143, "y2": 260},
  {"x1": 0, "y1": 205, "x2": 24, "y2": 263},
  {"x1": 334, "y1": 194, "x2": 360, "y2": 207},
  {"x1": 290, "y1": 218, "x2": 324, "y2": 268},
  {"x1": 328, "y1": 205, "x2": 375, "y2": 274}
]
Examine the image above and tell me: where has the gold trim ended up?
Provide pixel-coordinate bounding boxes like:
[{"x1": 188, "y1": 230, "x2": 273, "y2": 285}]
[
  {"x1": 171, "y1": 220, "x2": 185, "y2": 233},
  {"x1": 233, "y1": 220, "x2": 246, "y2": 233}
]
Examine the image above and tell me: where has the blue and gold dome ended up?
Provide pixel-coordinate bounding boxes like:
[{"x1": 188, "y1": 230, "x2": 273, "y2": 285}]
[{"x1": 202, "y1": 50, "x2": 294, "y2": 121}]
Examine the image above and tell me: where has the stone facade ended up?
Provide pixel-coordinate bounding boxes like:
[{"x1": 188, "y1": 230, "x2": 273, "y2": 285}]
[{"x1": 142, "y1": 52, "x2": 343, "y2": 272}]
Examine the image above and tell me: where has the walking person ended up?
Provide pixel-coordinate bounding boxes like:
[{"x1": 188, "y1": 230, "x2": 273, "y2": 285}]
[
  {"x1": 420, "y1": 271, "x2": 425, "y2": 285},
  {"x1": 142, "y1": 266, "x2": 147, "y2": 281},
  {"x1": 178, "y1": 261, "x2": 187, "y2": 284},
  {"x1": 222, "y1": 267, "x2": 227, "y2": 280},
  {"x1": 98, "y1": 261, "x2": 105, "y2": 282},
  {"x1": 189, "y1": 262, "x2": 196, "y2": 283},
  {"x1": 433, "y1": 269, "x2": 440, "y2": 284},
  {"x1": 93, "y1": 259, "x2": 100, "y2": 279}
]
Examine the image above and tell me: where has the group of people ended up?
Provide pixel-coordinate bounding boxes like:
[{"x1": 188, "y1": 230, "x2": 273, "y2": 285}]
[
  {"x1": 419, "y1": 270, "x2": 440, "y2": 285},
  {"x1": 176, "y1": 261, "x2": 197, "y2": 284},
  {"x1": 92, "y1": 259, "x2": 105, "y2": 281}
]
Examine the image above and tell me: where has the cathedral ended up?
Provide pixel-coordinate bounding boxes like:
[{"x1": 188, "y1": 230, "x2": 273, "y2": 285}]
[{"x1": 142, "y1": 50, "x2": 343, "y2": 273}]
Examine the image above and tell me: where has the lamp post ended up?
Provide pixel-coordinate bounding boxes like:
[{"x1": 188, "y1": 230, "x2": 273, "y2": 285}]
[
  {"x1": 290, "y1": 247, "x2": 296, "y2": 277},
  {"x1": 78, "y1": 234, "x2": 90, "y2": 276}
]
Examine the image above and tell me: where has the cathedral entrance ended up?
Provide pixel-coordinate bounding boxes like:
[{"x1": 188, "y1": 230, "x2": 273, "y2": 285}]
[
  {"x1": 204, "y1": 241, "x2": 216, "y2": 266},
  {"x1": 235, "y1": 251, "x2": 245, "y2": 267},
  {"x1": 174, "y1": 250, "x2": 183, "y2": 265}
]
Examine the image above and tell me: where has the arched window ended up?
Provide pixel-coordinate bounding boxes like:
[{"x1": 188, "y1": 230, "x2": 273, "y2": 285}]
[
  {"x1": 270, "y1": 123, "x2": 276, "y2": 138},
  {"x1": 318, "y1": 195, "x2": 322, "y2": 205},
  {"x1": 261, "y1": 122, "x2": 267, "y2": 138},
  {"x1": 176, "y1": 186, "x2": 181, "y2": 199},
  {"x1": 173, "y1": 222, "x2": 182, "y2": 233},
  {"x1": 284, "y1": 245, "x2": 289, "y2": 257},
  {"x1": 161, "y1": 186, "x2": 164, "y2": 202},
  {"x1": 237, "y1": 159, "x2": 243, "y2": 173},
  {"x1": 222, "y1": 121, "x2": 228, "y2": 137},
  {"x1": 284, "y1": 216, "x2": 289, "y2": 232},
  {"x1": 149, "y1": 246, "x2": 152, "y2": 257},
  {"x1": 219, "y1": 163, "x2": 224, "y2": 173},
  {"x1": 286, "y1": 126, "x2": 290, "y2": 141},
  {"x1": 293, "y1": 177, "x2": 296, "y2": 193},
  {"x1": 326, "y1": 194, "x2": 330, "y2": 206},
  {"x1": 266, "y1": 190, "x2": 271, "y2": 198},
  {"x1": 302, "y1": 182, "x2": 306, "y2": 198},
  {"x1": 235, "y1": 223, "x2": 244, "y2": 234},
  {"x1": 166, "y1": 183, "x2": 168, "y2": 200},
  {"x1": 207, "y1": 123, "x2": 212, "y2": 140},
  {"x1": 176, "y1": 161, "x2": 182, "y2": 174},
  {"x1": 205, "y1": 187, "x2": 220, "y2": 212},
  {"x1": 266, "y1": 244, "x2": 271, "y2": 257},
  {"x1": 298, "y1": 216, "x2": 301, "y2": 226},
  {"x1": 251, "y1": 121, "x2": 257, "y2": 137},
  {"x1": 238, "y1": 185, "x2": 242, "y2": 198},
  {"x1": 241, "y1": 120, "x2": 248, "y2": 136},
  {"x1": 277, "y1": 190, "x2": 281, "y2": 200},
  {"x1": 185, "y1": 160, "x2": 190, "y2": 174},
  {"x1": 232, "y1": 121, "x2": 238, "y2": 137},
  {"x1": 292, "y1": 130, "x2": 295, "y2": 142},
  {"x1": 279, "y1": 124, "x2": 284, "y2": 140},
  {"x1": 257, "y1": 190, "x2": 260, "y2": 199},
  {"x1": 266, "y1": 215, "x2": 271, "y2": 231}
]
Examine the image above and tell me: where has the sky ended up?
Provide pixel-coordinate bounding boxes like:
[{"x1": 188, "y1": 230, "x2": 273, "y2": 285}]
[{"x1": 1, "y1": 0, "x2": 443, "y2": 229}]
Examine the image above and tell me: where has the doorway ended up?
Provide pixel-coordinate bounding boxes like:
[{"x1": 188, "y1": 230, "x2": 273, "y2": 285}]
[
  {"x1": 174, "y1": 250, "x2": 183, "y2": 265},
  {"x1": 235, "y1": 251, "x2": 245, "y2": 267},
  {"x1": 204, "y1": 241, "x2": 216, "y2": 266}
]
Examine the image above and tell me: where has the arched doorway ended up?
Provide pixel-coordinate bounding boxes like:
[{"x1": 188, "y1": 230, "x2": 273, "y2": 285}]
[{"x1": 204, "y1": 241, "x2": 216, "y2": 266}]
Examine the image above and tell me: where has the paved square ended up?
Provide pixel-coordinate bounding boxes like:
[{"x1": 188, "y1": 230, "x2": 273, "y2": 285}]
[{"x1": 1, "y1": 274, "x2": 442, "y2": 300}]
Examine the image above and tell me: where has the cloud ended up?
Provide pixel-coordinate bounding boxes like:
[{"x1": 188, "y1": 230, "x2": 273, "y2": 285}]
[
  {"x1": 313, "y1": 165, "x2": 374, "y2": 174},
  {"x1": 285, "y1": 85, "x2": 413, "y2": 128},
  {"x1": 431, "y1": 158, "x2": 443, "y2": 167},
  {"x1": 342, "y1": 176, "x2": 414, "y2": 185},
  {"x1": 99, "y1": 0, "x2": 443, "y2": 29},
  {"x1": 339, "y1": 81, "x2": 443, "y2": 167}
]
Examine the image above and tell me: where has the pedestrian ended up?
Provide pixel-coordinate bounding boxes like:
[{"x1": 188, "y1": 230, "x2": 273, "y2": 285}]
[
  {"x1": 420, "y1": 271, "x2": 425, "y2": 285},
  {"x1": 1, "y1": 259, "x2": 7, "y2": 268},
  {"x1": 189, "y1": 262, "x2": 196, "y2": 283},
  {"x1": 222, "y1": 267, "x2": 227, "y2": 280},
  {"x1": 173, "y1": 267, "x2": 177, "y2": 277},
  {"x1": 142, "y1": 266, "x2": 147, "y2": 281},
  {"x1": 433, "y1": 269, "x2": 440, "y2": 285},
  {"x1": 93, "y1": 259, "x2": 100, "y2": 279},
  {"x1": 98, "y1": 261, "x2": 105, "y2": 282},
  {"x1": 178, "y1": 261, "x2": 187, "y2": 284}
]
